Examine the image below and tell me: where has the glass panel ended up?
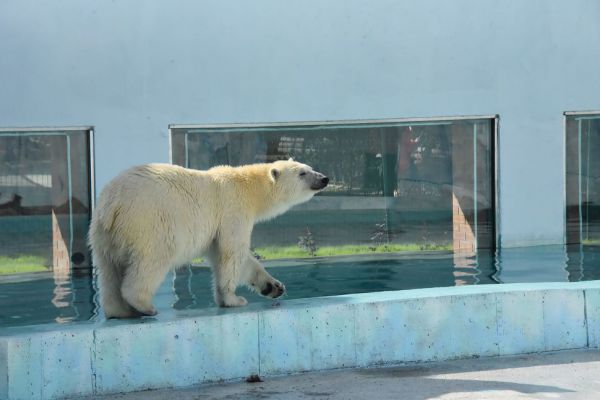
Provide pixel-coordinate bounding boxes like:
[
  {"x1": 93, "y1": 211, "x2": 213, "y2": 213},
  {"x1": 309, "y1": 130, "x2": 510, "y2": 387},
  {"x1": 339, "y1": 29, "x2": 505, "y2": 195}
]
[
  {"x1": 566, "y1": 114, "x2": 600, "y2": 245},
  {"x1": 0, "y1": 130, "x2": 92, "y2": 271},
  {"x1": 171, "y1": 118, "x2": 495, "y2": 260},
  {"x1": 0, "y1": 128, "x2": 94, "y2": 325}
]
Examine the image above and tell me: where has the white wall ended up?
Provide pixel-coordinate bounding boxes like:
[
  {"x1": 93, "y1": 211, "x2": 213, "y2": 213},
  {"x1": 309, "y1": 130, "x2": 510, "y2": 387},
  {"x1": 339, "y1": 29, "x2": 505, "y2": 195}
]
[{"x1": 1, "y1": 0, "x2": 599, "y2": 247}]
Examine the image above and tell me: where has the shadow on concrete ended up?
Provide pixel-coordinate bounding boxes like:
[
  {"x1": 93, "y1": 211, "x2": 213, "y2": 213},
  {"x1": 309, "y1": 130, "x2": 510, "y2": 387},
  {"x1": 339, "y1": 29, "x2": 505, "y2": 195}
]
[
  {"x1": 85, "y1": 350, "x2": 595, "y2": 400},
  {"x1": 358, "y1": 349, "x2": 600, "y2": 377}
]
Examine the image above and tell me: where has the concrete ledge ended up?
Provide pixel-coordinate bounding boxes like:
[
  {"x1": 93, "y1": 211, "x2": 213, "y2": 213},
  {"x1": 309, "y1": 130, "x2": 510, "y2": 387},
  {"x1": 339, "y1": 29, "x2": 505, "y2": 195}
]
[{"x1": 2, "y1": 281, "x2": 600, "y2": 400}]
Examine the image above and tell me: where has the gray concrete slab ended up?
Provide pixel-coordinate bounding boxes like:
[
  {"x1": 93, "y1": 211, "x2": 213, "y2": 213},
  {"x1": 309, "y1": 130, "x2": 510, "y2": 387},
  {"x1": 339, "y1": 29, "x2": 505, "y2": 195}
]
[{"x1": 82, "y1": 349, "x2": 600, "y2": 400}]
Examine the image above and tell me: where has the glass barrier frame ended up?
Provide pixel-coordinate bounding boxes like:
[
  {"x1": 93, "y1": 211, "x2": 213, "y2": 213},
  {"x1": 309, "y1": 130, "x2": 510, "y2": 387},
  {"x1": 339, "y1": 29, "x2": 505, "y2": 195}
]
[
  {"x1": 565, "y1": 111, "x2": 600, "y2": 246},
  {"x1": 169, "y1": 115, "x2": 499, "y2": 254},
  {"x1": 0, "y1": 126, "x2": 95, "y2": 272}
]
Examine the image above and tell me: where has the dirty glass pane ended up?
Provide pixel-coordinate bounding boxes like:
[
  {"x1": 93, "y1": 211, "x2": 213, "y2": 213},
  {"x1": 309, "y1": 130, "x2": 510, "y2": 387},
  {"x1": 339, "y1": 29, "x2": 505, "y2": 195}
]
[
  {"x1": 0, "y1": 128, "x2": 95, "y2": 324},
  {"x1": 0, "y1": 130, "x2": 93, "y2": 271},
  {"x1": 382, "y1": 120, "x2": 495, "y2": 251},
  {"x1": 171, "y1": 118, "x2": 495, "y2": 261},
  {"x1": 566, "y1": 114, "x2": 600, "y2": 245}
]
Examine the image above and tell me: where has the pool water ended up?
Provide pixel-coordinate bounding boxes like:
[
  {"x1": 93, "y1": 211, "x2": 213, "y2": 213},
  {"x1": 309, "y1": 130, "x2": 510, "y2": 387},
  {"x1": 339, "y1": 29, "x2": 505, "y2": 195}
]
[{"x1": 1, "y1": 245, "x2": 599, "y2": 329}]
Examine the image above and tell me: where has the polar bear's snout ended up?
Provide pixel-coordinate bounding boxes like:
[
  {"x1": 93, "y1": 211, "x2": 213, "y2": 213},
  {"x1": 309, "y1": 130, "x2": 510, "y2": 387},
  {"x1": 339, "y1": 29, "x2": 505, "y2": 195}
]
[{"x1": 310, "y1": 172, "x2": 329, "y2": 191}]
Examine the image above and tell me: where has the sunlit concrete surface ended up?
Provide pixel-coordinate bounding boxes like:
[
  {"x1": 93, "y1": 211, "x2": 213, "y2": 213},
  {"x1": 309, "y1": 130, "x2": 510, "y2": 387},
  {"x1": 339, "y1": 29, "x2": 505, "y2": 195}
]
[{"x1": 81, "y1": 349, "x2": 600, "y2": 400}]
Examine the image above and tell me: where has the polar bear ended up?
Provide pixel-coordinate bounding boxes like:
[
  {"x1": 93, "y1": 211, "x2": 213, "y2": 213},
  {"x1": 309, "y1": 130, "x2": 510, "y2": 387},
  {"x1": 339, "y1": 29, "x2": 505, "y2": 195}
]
[{"x1": 89, "y1": 159, "x2": 328, "y2": 318}]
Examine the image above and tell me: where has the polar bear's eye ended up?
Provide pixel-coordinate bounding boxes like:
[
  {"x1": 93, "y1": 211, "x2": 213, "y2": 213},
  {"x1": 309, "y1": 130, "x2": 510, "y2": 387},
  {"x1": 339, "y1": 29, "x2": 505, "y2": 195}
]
[{"x1": 299, "y1": 172, "x2": 306, "y2": 177}]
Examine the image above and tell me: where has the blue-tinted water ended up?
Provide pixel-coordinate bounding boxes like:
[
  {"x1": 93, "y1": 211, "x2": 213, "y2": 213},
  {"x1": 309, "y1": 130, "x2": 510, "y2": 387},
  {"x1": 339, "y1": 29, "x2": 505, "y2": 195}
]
[{"x1": 1, "y1": 245, "x2": 599, "y2": 329}]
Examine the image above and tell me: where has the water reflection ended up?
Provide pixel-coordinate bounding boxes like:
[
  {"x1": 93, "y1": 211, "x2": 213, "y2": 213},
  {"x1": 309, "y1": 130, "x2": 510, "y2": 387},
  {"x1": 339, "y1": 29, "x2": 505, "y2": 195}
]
[
  {"x1": 1, "y1": 245, "x2": 600, "y2": 328},
  {"x1": 493, "y1": 246, "x2": 570, "y2": 283},
  {"x1": 566, "y1": 244, "x2": 600, "y2": 281},
  {"x1": 453, "y1": 252, "x2": 482, "y2": 286},
  {"x1": 0, "y1": 269, "x2": 96, "y2": 328}
]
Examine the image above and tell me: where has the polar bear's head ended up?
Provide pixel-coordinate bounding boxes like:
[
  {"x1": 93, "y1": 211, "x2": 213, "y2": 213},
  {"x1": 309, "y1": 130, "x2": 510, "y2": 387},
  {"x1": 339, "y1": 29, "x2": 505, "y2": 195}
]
[{"x1": 269, "y1": 158, "x2": 329, "y2": 208}]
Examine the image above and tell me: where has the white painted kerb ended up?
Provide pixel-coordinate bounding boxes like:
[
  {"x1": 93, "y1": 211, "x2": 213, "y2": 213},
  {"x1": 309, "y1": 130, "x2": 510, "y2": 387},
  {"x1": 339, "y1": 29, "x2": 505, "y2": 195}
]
[{"x1": 2, "y1": 281, "x2": 600, "y2": 400}]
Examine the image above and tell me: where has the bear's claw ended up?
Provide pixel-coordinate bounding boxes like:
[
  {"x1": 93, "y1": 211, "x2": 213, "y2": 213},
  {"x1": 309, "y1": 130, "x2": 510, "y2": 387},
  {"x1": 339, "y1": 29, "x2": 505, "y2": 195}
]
[{"x1": 261, "y1": 281, "x2": 286, "y2": 298}]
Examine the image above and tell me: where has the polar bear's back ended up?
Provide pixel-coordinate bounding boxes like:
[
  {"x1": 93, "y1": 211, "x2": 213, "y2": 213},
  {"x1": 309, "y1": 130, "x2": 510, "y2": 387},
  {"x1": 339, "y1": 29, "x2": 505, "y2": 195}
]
[{"x1": 90, "y1": 163, "x2": 220, "y2": 266}]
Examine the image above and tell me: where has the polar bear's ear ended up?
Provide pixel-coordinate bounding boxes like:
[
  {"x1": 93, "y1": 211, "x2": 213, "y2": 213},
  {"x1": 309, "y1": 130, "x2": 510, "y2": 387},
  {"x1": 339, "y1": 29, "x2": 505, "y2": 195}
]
[
  {"x1": 288, "y1": 157, "x2": 294, "y2": 162},
  {"x1": 270, "y1": 168, "x2": 280, "y2": 182}
]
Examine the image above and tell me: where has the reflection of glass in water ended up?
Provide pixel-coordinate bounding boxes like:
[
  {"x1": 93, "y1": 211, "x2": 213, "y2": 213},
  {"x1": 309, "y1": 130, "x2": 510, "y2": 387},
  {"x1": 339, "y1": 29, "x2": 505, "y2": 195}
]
[
  {"x1": 52, "y1": 272, "x2": 78, "y2": 324},
  {"x1": 453, "y1": 252, "x2": 479, "y2": 286},
  {"x1": 51, "y1": 276, "x2": 71, "y2": 308},
  {"x1": 5, "y1": 246, "x2": 600, "y2": 329}
]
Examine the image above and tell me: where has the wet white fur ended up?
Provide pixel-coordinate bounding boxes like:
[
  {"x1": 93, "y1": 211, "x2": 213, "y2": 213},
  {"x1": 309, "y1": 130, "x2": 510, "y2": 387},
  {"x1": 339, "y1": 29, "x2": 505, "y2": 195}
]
[{"x1": 89, "y1": 160, "x2": 321, "y2": 318}]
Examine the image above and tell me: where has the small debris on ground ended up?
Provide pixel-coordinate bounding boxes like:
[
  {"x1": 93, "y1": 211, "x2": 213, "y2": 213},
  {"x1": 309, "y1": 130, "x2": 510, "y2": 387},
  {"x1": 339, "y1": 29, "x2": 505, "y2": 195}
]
[{"x1": 246, "y1": 374, "x2": 264, "y2": 383}]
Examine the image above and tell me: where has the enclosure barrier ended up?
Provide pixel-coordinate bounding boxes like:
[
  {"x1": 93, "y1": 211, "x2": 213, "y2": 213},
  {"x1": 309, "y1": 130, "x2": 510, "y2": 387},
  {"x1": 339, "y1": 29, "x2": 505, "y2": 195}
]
[{"x1": 2, "y1": 281, "x2": 600, "y2": 400}]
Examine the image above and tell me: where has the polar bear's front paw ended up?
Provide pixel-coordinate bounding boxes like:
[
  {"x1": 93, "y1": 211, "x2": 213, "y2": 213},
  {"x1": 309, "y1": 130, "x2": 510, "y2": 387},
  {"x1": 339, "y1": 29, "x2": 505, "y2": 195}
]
[
  {"x1": 221, "y1": 295, "x2": 248, "y2": 307},
  {"x1": 260, "y1": 280, "x2": 286, "y2": 299}
]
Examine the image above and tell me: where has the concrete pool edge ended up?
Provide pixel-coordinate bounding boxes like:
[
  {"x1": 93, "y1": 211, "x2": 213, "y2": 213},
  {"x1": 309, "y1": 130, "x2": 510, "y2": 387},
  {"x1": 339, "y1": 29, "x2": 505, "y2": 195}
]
[{"x1": 1, "y1": 281, "x2": 600, "y2": 400}]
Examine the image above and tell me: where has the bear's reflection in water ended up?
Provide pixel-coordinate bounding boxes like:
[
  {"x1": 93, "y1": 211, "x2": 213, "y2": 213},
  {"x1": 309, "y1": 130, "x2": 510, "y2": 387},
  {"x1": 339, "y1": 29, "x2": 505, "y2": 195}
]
[{"x1": 171, "y1": 251, "x2": 498, "y2": 310}]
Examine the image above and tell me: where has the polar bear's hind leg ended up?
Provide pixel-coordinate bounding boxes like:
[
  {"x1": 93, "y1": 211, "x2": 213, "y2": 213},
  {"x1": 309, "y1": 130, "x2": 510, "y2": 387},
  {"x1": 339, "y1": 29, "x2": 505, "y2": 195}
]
[
  {"x1": 120, "y1": 259, "x2": 171, "y2": 316},
  {"x1": 95, "y1": 250, "x2": 142, "y2": 318}
]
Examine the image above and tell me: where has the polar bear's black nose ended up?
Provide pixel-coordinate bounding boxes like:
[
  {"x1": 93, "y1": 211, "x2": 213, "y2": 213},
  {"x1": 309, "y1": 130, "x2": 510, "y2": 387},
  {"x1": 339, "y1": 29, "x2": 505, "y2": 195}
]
[{"x1": 311, "y1": 174, "x2": 329, "y2": 190}]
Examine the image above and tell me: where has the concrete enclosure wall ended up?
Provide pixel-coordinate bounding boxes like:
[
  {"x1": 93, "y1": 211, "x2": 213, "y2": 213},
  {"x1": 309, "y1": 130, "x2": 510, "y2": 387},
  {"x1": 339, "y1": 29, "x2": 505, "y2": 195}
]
[
  {"x1": 2, "y1": 281, "x2": 600, "y2": 399},
  {"x1": 1, "y1": 1, "x2": 600, "y2": 247}
]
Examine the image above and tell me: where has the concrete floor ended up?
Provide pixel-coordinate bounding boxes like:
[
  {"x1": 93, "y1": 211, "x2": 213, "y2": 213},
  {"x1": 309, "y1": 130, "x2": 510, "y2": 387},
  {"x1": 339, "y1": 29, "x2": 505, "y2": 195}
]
[{"x1": 84, "y1": 349, "x2": 600, "y2": 400}]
